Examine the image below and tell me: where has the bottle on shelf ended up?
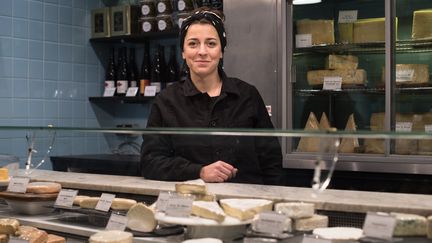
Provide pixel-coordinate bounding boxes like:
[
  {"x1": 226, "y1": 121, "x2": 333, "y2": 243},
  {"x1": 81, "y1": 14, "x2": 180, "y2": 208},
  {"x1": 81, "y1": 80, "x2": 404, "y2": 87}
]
[
  {"x1": 129, "y1": 47, "x2": 139, "y2": 91},
  {"x1": 151, "y1": 45, "x2": 167, "y2": 92},
  {"x1": 201, "y1": 0, "x2": 212, "y2": 7},
  {"x1": 211, "y1": 0, "x2": 222, "y2": 10},
  {"x1": 140, "y1": 45, "x2": 152, "y2": 96},
  {"x1": 167, "y1": 45, "x2": 180, "y2": 85},
  {"x1": 105, "y1": 48, "x2": 117, "y2": 93},
  {"x1": 116, "y1": 47, "x2": 129, "y2": 96}
]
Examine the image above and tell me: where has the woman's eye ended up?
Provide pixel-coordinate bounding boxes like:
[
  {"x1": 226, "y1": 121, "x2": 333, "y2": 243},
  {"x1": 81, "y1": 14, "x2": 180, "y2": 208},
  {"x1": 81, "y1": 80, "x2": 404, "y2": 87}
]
[
  {"x1": 188, "y1": 41, "x2": 197, "y2": 47},
  {"x1": 208, "y1": 42, "x2": 216, "y2": 47}
]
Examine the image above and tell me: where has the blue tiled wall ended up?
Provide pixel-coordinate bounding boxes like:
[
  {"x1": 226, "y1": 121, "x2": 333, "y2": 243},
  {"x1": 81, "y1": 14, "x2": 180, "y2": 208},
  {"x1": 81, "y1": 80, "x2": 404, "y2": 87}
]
[{"x1": 0, "y1": 0, "x2": 110, "y2": 169}]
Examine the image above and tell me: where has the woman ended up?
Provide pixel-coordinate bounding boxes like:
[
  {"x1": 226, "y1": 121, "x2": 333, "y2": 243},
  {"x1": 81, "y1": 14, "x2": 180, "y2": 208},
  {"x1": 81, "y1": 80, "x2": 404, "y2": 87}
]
[{"x1": 140, "y1": 8, "x2": 285, "y2": 185}]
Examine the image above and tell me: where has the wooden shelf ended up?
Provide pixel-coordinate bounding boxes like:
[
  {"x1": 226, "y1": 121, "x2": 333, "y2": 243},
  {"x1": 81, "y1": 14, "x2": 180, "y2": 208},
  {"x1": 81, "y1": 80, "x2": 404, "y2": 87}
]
[{"x1": 89, "y1": 30, "x2": 179, "y2": 43}]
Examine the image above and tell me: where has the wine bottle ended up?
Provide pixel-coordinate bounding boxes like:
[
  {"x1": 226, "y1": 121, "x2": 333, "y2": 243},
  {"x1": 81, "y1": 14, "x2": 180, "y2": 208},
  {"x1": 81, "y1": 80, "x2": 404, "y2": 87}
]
[
  {"x1": 167, "y1": 45, "x2": 179, "y2": 85},
  {"x1": 116, "y1": 47, "x2": 129, "y2": 96},
  {"x1": 140, "y1": 45, "x2": 152, "y2": 96},
  {"x1": 105, "y1": 48, "x2": 117, "y2": 93},
  {"x1": 151, "y1": 45, "x2": 167, "y2": 92},
  {"x1": 129, "y1": 47, "x2": 138, "y2": 90}
]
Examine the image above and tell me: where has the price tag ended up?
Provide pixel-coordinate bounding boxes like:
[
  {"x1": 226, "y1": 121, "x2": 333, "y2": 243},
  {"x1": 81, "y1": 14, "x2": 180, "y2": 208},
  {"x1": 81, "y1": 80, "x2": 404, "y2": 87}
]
[
  {"x1": 165, "y1": 194, "x2": 193, "y2": 217},
  {"x1": 95, "y1": 193, "x2": 115, "y2": 212},
  {"x1": 105, "y1": 213, "x2": 128, "y2": 231},
  {"x1": 144, "y1": 86, "x2": 157, "y2": 97},
  {"x1": 396, "y1": 69, "x2": 414, "y2": 83},
  {"x1": 156, "y1": 191, "x2": 172, "y2": 212},
  {"x1": 103, "y1": 87, "x2": 116, "y2": 97},
  {"x1": 55, "y1": 189, "x2": 78, "y2": 207},
  {"x1": 296, "y1": 34, "x2": 312, "y2": 48},
  {"x1": 302, "y1": 235, "x2": 331, "y2": 243},
  {"x1": 338, "y1": 10, "x2": 358, "y2": 23},
  {"x1": 252, "y1": 212, "x2": 286, "y2": 235},
  {"x1": 363, "y1": 212, "x2": 396, "y2": 240},
  {"x1": 425, "y1": 124, "x2": 432, "y2": 133},
  {"x1": 396, "y1": 122, "x2": 412, "y2": 132},
  {"x1": 126, "y1": 87, "x2": 138, "y2": 97},
  {"x1": 323, "y1": 76, "x2": 342, "y2": 90},
  {"x1": 7, "y1": 177, "x2": 30, "y2": 193}
]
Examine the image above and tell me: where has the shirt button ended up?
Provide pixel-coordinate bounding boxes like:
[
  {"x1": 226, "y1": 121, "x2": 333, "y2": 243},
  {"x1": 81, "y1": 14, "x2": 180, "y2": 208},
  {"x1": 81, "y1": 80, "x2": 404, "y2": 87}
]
[{"x1": 210, "y1": 121, "x2": 216, "y2": 127}]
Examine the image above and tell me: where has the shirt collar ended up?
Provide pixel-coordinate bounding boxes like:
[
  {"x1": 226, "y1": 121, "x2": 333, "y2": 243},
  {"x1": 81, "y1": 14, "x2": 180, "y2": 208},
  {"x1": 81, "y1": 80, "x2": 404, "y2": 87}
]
[{"x1": 182, "y1": 71, "x2": 240, "y2": 97}]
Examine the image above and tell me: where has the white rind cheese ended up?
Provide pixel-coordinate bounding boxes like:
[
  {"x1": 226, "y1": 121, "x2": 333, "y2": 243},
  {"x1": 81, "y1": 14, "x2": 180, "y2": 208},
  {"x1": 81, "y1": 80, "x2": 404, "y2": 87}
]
[
  {"x1": 79, "y1": 197, "x2": 100, "y2": 209},
  {"x1": 427, "y1": 215, "x2": 432, "y2": 239},
  {"x1": 182, "y1": 238, "x2": 223, "y2": 243},
  {"x1": 252, "y1": 214, "x2": 292, "y2": 232},
  {"x1": 313, "y1": 227, "x2": 363, "y2": 240},
  {"x1": 391, "y1": 212, "x2": 427, "y2": 236},
  {"x1": 111, "y1": 198, "x2": 137, "y2": 211},
  {"x1": 325, "y1": 55, "x2": 358, "y2": 70},
  {"x1": 219, "y1": 198, "x2": 273, "y2": 221},
  {"x1": 191, "y1": 201, "x2": 226, "y2": 223},
  {"x1": 294, "y1": 214, "x2": 328, "y2": 231},
  {"x1": 307, "y1": 69, "x2": 367, "y2": 86},
  {"x1": 296, "y1": 19, "x2": 335, "y2": 45},
  {"x1": 26, "y1": 182, "x2": 62, "y2": 194},
  {"x1": 412, "y1": 9, "x2": 432, "y2": 40},
  {"x1": 126, "y1": 203, "x2": 157, "y2": 232},
  {"x1": 89, "y1": 230, "x2": 133, "y2": 243},
  {"x1": 319, "y1": 112, "x2": 331, "y2": 131},
  {"x1": 274, "y1": 202, "x2": 314, "y2": 219},
  {"x1": 175, "y1": 179, "x2": 207, "y2": 195}
]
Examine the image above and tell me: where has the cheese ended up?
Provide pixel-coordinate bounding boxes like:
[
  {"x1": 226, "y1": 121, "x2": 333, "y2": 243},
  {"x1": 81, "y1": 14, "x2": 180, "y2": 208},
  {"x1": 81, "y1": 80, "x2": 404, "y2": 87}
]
[
  {"x1": 191, "y1": 201, "x2": 226, "y2": 223},
  {"x1": 0, "y1": 168, "x2": 8, "y2": 181},
  {"x1": 294, "y1": 214, "x2": 328, "y2": 231},
  {"x1": 313, "y1": 227, "x2": 363, "y2": 240},
  {"x1": 79, "y1": 197, "x2": 100, "y2": 209},
  {"x1": 47, "y1": 234, "x2": 66, "y2": 243},
  {"x1": 395, "y1": 113, "x2": 422, "y2": 155},
  {"x1": 18, "y1": 225, "x2": 48, "y2": 243},
  {"x1": 353, "y1": 18, "x2": 385, "y2": 43},
  {"x1": 194, "y1": 193, "x2": 216, "y2": 202},
  {"x1": 26, "y1": 182, "x2": 61, "y2": 194},
  {"x1": 307, "y1": 69, "x2": 367, "y2": 86},
  {"x1": 0, "y1": 235, "x2": 8, "y2": 243},
  {"x1": 325, "y1": 55, "x2": 358, "y2": 70},
  {"x1": 319, "y1": 112, "x2": 331, "y2": 131},
  {"x1": 274, "y1": 202, "x2": 314, "y2": 219},
  {"x1": 296, "y1": 19, "x2": 335, "y2": 45},
  {"x1": 182, "y1": 238, "x2": 223, "y2": 243},
  {"x1": 126, "y1": 202, "x2": 157, "y2": 232},
  {"x1": 252, "y1": 214, "x2": 292, "y2": 233},
  {"x1": 419, "y1": 112, "x2": 432, "y2": 155},
  {"x1": 111, "y1": 198, "x2": 137, "y2": 211},
  {"x1": 384, "y1": 64, "x2": 430, "y2": 85},
  {"x1": 175, "y1": 179, "x2": 207, "y2": 195},
  {"x1": 73, "y1": 195, "x2": 90, "y2": 206},
  {"x1": 391, "y1": 212, "x2": 427, "y2": 236},
  {"x1": 339, "y1": 114, "x2": 359, "y2": 153},
  {"x1": 427, "y1": 215, "x2": 432, "y2": 239},
  {"x1": 412, "y1": 9, "x2": 432, "y2": 40},
  {"x1": 297, "y1": 112, "x2": 320, "y2": 152},
  {"x1": 364, "y1": 112, "x2": 385, "y2": 154},
  {"x1": 219, "y1": 198, "x2": 273, "y2": 221},
  {"x1": 89, "y1": 230, "x2": 133, "y2": 243},
  {"x1": 338, "y1": 23, "x2": 353, "y2": 43},
  {"x1": 0, "y1": 218, "x2": 20, "y2": 235}
]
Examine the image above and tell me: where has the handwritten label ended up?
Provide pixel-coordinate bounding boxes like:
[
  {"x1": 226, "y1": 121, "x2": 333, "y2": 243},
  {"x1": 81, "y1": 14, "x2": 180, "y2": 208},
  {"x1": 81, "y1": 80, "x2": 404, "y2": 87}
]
[
  {"x1": 55, "y1": 189, "x2": 78, "y2": 207},
  {"x1": 106, "y1": 213, "x2": 128, "y2": 231},
  {"x1": 363, "y1": 212, "x2": 396, "y2": 240},
  {"x1": 144, "y1": 86, "x2": 157, "y2": 96},
  {"x1": 95, "y1": 193, "x2": 115, "y2": 212},
  {"x1": 252, "y1": 212, "x2": 286, "y2": 235},
  {"x1": 296, "y1": 34, "x2": 312, "y2": 48},
  {"x1": 156, "y1": 191, "x2": 172, "y2": 212},
  {"x1": 425, "y1": 124, "x2": 432, "y2": 133},
  {"x1": 323, "y1": 76, "x2": 342, "y2": 90},
  {"x1": 396, "y1": 69, "x2": 414, "y2": 83},
  {"x1": 396, "y1": 122, "x2": 412, "y2": 132},
  {"x1": 7, "y1": 177, "x2": 30, "y2": 193},
  {"x1": 302, "y1": 235, "x2": 331, "y2": 243},
  {"x1": 165, "y1": 194, "x2": 193, "y2": 217},
  {"x1": 103, "y1": 87, "x2": 116, "y2": 97},
  {"x1": 338, "y1": 10, "x2": 358, "y2": 23},
  {"x1": 126, "y1": 87, "x2": 138, "y2": 97}
]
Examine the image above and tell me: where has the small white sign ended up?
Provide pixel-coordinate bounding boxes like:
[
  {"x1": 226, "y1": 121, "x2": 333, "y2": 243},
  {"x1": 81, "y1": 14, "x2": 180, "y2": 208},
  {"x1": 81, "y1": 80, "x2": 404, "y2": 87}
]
[
  {"x1": 296, "y1": 34, "x2": 312, "y2": 48},
  {"x1": 7, "y1": 177, "x2": 30, "y2": 193},
  {"x1": 126, "y1": 87, "x2": 138, "y2": 97},
  {"x1": 396, "y1": 122, "x2": 412, "y2": 132},
  {"x1": 156, "y1": 191, "x2": 172, "y2": 212},
  {"x1": 253, "y1": 211, "x2": 286, "y2": 235},
  {"x1": 106, "y1": 213, "x2": 128, "y2": 231},
  {"x1": 338, "y1": 10, "x2": 358, "y2": 23},
  {"x1": 96, "y1": 193, "x2": 115, "y2": 212},
  {"x1": 425, "y1": 124, "x2": 432, "y2": 133},
  {"x1": 302, "y1": 235, "x2": 331, "y2": 243},
  {"x1": 396, "y1": 69, "x2": 415, "y2": 83},
  {"x1": 323, "y1": 76, "x2": 342, "y2": 90},
  {"x1": 165, "y1": 194, "x2": 193, "y2": 217},
  {"x1": 144, "y1": 86, "x2": 157, "y2": 97},
  {"x1": 363, "y1": 212, "x2": 396, "y2": 240},
  {"x1": 55, "y1": 189, "x2": 78, "y2": 207},
  {"x1": 103, "y1": 87, "x2": 116, "y2": 97},
  {"x1": 266, "y1": 105, "x2": 272, "y2": 117}
]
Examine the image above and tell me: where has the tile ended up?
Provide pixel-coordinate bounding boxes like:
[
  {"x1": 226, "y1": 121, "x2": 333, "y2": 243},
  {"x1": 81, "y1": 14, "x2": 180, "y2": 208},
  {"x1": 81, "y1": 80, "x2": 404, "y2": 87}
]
[
  {"x1": 74, "y1": 82, "x2": 85, "y2": 99},
  {"x1": 59, "y1": 0, "x2": 72, "y2": 7},
  {"x1": 73, "y1": 64, "x2": 85, "y2": 82},
  {"x1": 58, "y1": 44, "x2": 72, "y2": 62},
  {"x1": 44, "y1": 79, "x2": 58, "y2": 98},
  {"x1": 44, "y1": 100, "x2": 59, "y2": 119},
  {"x1": 13, "y1": 39, "x2": 29, "y2": 59},
  {"x1": 86, "y1": 47, "x2": 99, "y2": 65},
  {"x1": 29, "y1": 79, "x2": 45, "y2": 98},
  {"x1": 29, "y1": 99, "x2": 44, "y2": 118},
  {"x1": 0, "y1": 37, "x2": 13, "y2": 57},
  {"x1": 43, "y1": 62, "x2": 58, "y2": 81},
  {"x1": 29, "y1": 21, "x2": 44, "y2": 40},
  {"x1": 29, "y1": 1, "x2": 44, "y2": 21},
  {"x1": 13, "y1": 99, "x2": 29, "y2": 118},
  {"x1": 72, "y1": 27, "x2": 85, "y2": 45},
  {"x1": 13, "y1": 0, "x2": 28, "y2": 18},
  {"x1": 73, "y1": 0, "x2": 86, "y2": 10},
  {"x1": 59, "y1": 6, "x2": 72, "y2": 25},
  {"x1": 72, "y1": 46, "x2": 85, "y2": 64},
  {"x1": 86, "y1": 65, "x2": 98, "y2": 83},
  {"x1": 58, "y1": 25, "x2": 72, "y2": 44},
  {"x1": 73, "y1": 101, "x2": 86, "y2": 118},
  {"x1": 13, "y1": 60, "x2": 28, "y2": 78},
  {"x1": 44, "y1": 22, "x2": 58, "y2": 42},
  {"x1": 0, "y1": 98, "x2": 12, "y2": 118},
  {"x1": 0, "y1": 0, "x2": 12, "y2": 16},
  {"x1": 13, "y1": 19, "x2": 29, "y2": 38},
  {"x1": 29, "y1": 40, "x2": 43, "y2": 60},
  {"x1": 59, "y1": 62, "x2": 72, "y2": 81},
  {"x1": 59, "y1": 100, "x2": 74, "y2": 118},
  {"x1": 0, "y1": 17, "x2": 13, "y2": 37},
  {"x1": 13, "y1": 78, "x2": 29, "y2": 98},
  {"x1": 44, "y1": 0, "x2": 59, "y2": 4},
  {"x1": 72, "y1": 8, "x2": 85, "y2": 27},
  {"x1": 0, "y1": 58, "x2": 13, "y2": 78},
  {"x1": 86, "y1": 82, "x2": 101, "y2": 98},
  {"x1": 44, "y1": 42, "x2": 58, "y2": 61},
  {"x1": 44, "y1": 4, "x2": 58, "y2": 23},
  {"x1": 29, "y1": 60, "x2": 44, "y2": 79},
  {"x1": 0, "y1": 78, "x2": 13, "y2": 97}
]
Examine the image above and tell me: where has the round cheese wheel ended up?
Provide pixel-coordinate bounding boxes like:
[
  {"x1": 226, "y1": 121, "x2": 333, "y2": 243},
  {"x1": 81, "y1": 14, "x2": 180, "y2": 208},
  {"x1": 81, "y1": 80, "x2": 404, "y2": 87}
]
[
  {"x1": 182, "y1": 238, "x2": 223, "y2": 243},
  {"x1": 26, "y1": 182, "x2": 61, "y2": 194},
  {"x1": 89, "y1": 230, "x2": 133, "y2": 243},
  {"x1": 126, "y1": 203, "x2": 156, "y2": 232}
]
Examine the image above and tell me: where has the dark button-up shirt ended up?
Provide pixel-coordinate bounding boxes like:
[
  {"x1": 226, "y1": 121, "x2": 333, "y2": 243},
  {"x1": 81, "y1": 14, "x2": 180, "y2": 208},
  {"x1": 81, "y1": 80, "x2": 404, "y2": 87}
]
[{"x1": 140, "y1": 72, "x2": 285, "y2": 185}]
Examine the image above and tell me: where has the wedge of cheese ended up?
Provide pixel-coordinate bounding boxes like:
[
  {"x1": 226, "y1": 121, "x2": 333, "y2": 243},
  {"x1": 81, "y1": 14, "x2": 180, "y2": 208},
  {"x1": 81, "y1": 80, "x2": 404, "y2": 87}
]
[
  {"x1": 391, "y1": 212, "x2": 427, "y2": 236},
  {"x1": 364, "y1": 112, "x2": 385, "y2": 154},
  {"x1": 47, "y1": 234, "x2": 66, "y2": 243},
  {"x1": 412, "y1": 9, "x2": 432, "y2": 40},
  {"x1": 252, "y1": 213, "x2": 292, "y2": 233},
  {"x1": 319, "y1": 112, "x2": 331, "y2": 131},
  {"x1": 307, "y1": 69, "x2": 367, "y2": 86},
  {"x1": 126, "y1": 203, "x2": 157, "y2": 232},
  {"x1": 175, "y1": 179, "x2": 207, "y2": 195},
  {"x1": 338, "y1": 23, "x2": 353, "y2": 43},
  {"x1": 339, "y1": 114, "x2": 359, "y2": 153},
  {"x1": 297, "y1": 112, "x2": 320, "y2": 152},
  {"x1": 111, "y1": 198, "x2": 137, "y2": 211},
  {"x1": 219, "y1": 198, "x2": 273, "y2": 221},
  {"x1": 274, "y1": 202, "x2": 315, "y2": 219},
  {"x1": 325, "y1": 55, "x2": 358, "y2": 70},
  {"x1": 353, "y1": 18, "x2": 385, "y2": 43},
  {"x1": 0, "y1": 235, "x2": 7, "y2": 243},
  {"x1": 194, "y1": 193, "x2": 216, "y2": 202},
  {"x1": 294, "y1": 214, "x2": 328, "y2": 231},
  {"x1": 0, "y1": 218, "x2": 20, "y2": 235},
  {"x1": 384, "y1": 64, "x2": 430, "y2": 85},
  {"x1": 427, "y1": 215, "x2": 432, "y2": 239},
  {"x1": 89, "y1": 230, "x2": 133, "y2": 243},
  {"x1": 191, "y1": 201, "x2": 226, "y2": 223},
  {"x1": 296, "y1": 19, "x2": 335, "y2": 45},
  {"x1": 418, "y1": 112, "x2": 432, "y2": 155}
]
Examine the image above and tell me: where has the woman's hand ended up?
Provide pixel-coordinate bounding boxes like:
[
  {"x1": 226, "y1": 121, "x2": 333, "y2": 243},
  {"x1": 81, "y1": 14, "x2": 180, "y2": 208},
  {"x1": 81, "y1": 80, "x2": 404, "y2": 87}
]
[{"x1": 200, "y1": 161, "x2": 238, "y2": 182}]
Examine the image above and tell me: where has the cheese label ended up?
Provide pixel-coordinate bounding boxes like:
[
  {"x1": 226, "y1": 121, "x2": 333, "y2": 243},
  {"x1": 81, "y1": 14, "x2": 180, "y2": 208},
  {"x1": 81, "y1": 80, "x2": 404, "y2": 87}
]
[
  {"x1": 103, "y1": 87, "x2": 116, "y2": 97},
  {"x1": 156, "y1": 191, "x2": 172, "y2": 212},
  {"x1": 323, "y1": 76, "x2": 342, "y2": 90},
  {"x1": 253, "y1": 212, "x2": 286, "y2": 235},
  {"x1": 106, "y1": 213, "x2": 128, "y2": 231},
  {"x1": 338, "y1": 10, "x2": 358, "y2": 23},
  {"x1": 363, "y1": 212, "x2": 396, "y2": 240},
  {"x1": 165, "y1": 194, "x2": 193, "y2": 217},
  {"x1": 425, "y1": 124, "x2": 432, "y2": 133},
  {"x1": 96, "y1": 193, "x2": 115, "y2": 212},
  {"x1": 55, "y1": 189, "x2": 78, "y2": 207},
  {"x1": 144, "y1": 86, "x2": 157, "y2": 96},
  {"x1": 396, "y1": 69, "x2": 415, "y2": 82},
  {"x1": 126, "y1": 87, "x2": 138, "y2": 97},
  {"x1": 296, "y1": 34, "x2": 312, "y2": 48},
  {"x1": 7, "y1": 176, "x2": 30, "y2": 193},
  {"x1": 396, "y1": 122, "x2": 412, "y2": 132},
  {"x1": 302, "y1": 235, "x2": 331, "y2": 243}
]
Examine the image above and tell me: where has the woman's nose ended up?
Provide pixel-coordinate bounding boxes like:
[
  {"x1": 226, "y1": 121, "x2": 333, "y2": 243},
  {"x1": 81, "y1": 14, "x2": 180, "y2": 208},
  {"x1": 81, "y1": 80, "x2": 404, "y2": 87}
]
[{"x1": 198, "y1": 44, "x2": 207, "y2": 55}]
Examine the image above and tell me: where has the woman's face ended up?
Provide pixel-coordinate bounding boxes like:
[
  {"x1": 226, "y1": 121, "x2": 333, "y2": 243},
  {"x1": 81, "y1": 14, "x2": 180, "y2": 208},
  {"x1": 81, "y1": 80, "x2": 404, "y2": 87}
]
[{"x1": 182, "y1": 23, "x2": 223, "y2": 79}]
